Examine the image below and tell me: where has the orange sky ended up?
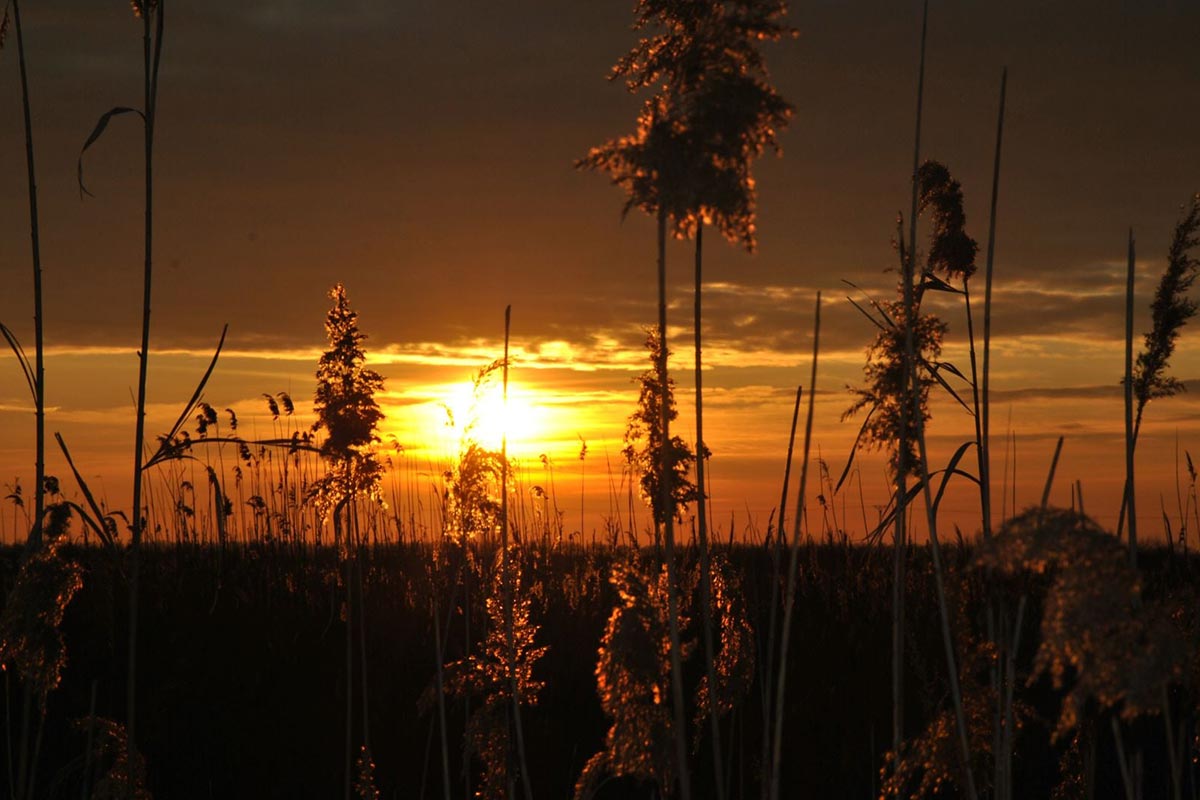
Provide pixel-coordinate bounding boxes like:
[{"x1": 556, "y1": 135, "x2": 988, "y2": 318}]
[{"x1": 1, "y1": 1, "x2": 1199, "y2": 543}]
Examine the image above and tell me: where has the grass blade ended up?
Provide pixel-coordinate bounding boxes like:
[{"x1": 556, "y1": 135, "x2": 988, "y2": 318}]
[
  {"x1": 145, "y1": 325, "x2": 229, "y2": 469},
  {"x1": 54, "y1": 433, "x2": 116, "y2": 550},
  {"x1": 0, "y1": 322, "x2": 36, "y2": 403},
  {"x1": 76, "y1": 106, "x2": 144, "y2": 198}
]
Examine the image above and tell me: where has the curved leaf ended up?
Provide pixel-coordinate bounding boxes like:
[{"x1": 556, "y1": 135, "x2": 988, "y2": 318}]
[
  {"x1": 55, "y1": 433, "x2": 117, "y2": 551},
  {"x1": 77, "y1": 106, "x2": 145, "y2": 198},
  {"x1": 931, "y1": 441, "x2": 980, "y2": 516},
  {"x1": 146, "y1": 325, "x2": 229, "y2": 469},
  {"x1": 0, "y1": 321, "x2": 37, "y2": 403},
  {"x1": 834, "y1": 405, "x2": 874, "y2": 495}
]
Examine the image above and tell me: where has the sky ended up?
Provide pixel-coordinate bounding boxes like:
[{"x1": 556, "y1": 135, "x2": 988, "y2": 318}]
[{"x1": 1, "y1": 0, "x2": 1199, "y2": 543}]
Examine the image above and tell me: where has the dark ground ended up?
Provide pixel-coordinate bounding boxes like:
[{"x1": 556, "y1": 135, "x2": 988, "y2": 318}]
[{"x1": 1, "y1": 541, "x2": 1194, "y2": 799}]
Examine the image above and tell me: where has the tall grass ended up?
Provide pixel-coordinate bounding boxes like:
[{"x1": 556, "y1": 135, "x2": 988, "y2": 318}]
[
  {"x1": 1119, "y1": 195, "x2": 1200, "y2": 560},
  {"x1": 893, "y1": 2, "x2": 929, "y2": 769},
  {"x1": 980, "y1": 69, "x2": 1008, "y2": 541},
  {"x1": 768, "y1": 293, "x2": 819, "y2": 800},
  {"x1": 6, "y1": 0, "x2": 45, "y2": 548},
  {"x1": 1125, "y1": 231, "x2": 1138, "y2": 568},
  {"x1": 71, "y1": 0, "x2": 169, "y2": 784},
  {"x1": 0, "y1": 5, "x2": 52, "y2": 795}
]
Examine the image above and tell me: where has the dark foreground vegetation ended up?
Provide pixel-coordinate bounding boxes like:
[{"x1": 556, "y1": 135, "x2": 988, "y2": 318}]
[{"x1": 4, "y1": 530, "x2": 1200, "y2": 799}]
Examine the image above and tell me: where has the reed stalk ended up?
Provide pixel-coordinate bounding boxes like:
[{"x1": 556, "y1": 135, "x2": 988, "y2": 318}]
[
  {"x1": 655, "y1": 206, "x2": 691, "y2": 800},
  {"x1": 980, "y1": 69, "x2": 1007, "y2": 539},
  {"x1": 1125, "y1": 231, "x2": 1138, "y2": 568},
  {"x1": 693, "y1": 221, "x2": 726, "y2": 798},
  {"x1": 432, "y1": 594, "x2": 452, "y2": 800},
  {"x1": 899, "y1": 3, "x2": 975, "y2": 795},
  {"x1": 354, "y1": 508, "x2": 373, "y2": 795},
  {"x1": 891, "y1": 0, "x2": 928, "y2": 775},
  {"x1": 341, "y1": 504, "x2": 353, "y2": 800},
  {"x1": 6, "y1": 4, "x2": 48, "y2": 794},
  {"x1": 127, "y1": 1, "x2": 165, "y2": 786},
  {"x1": 501, "y1": 306, "x2": 535, "y2": 800},
  {"x1": 908, "y1": 295, "x2": 979, "y2": 800},
  {"x1": 982, "y1": 67, "x2": 1009, "y2": 799},
  {"x1": 768, "y1": 293, "x2": 820, "y2": 800},
  {"x1": 9, "y1": 0, "x2": 44, "y2": 547},
  {"x1": 759, "y1": 384, "x2": 801, "y2": 800}
]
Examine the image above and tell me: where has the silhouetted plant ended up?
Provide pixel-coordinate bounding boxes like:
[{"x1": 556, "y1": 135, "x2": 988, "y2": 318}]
[
  {"x1": 0, "y1": 0, "x2": 48, "y2": 545},
  {"x1": 917, "y1": 161, "x2": 978, "y2": 282},
  {"x1": 882, "y1": 690, "x2": 1002, "y2": 800},
  {"x1": 1119, "y1": 195, "x2": 1200, "y2": 555},
  {"x1": 72, "y1": 716, "x2": 151, "y2": 800},
  {"x1": 443, "y1": 548, "x2": 546, "y2": 799},
  {"x1": 1132, "y1": 195, "x2": 1200, "y2": 426},
  {"x1": 353, "y1": 745, "x2": 380, "y2": 800},
  {"x1": 581, "y1": 4, "x2": 792, "y2": 791},
  {"x1": 691, "y1": 554, "x2": 755, "y2": 744},
  {"x1": 72, "y1": 1, "x2": 167, "y2": 776},
  {"x1": 623, "y1": 333, "x2": 700, "y2": 527},
  {"x1": 843, "y1": 297, "x2": 947, "y2": 478},
  {"x1": 0, "y1": 503, "x2": 83, "y2": 798},
  {"x1": 883, "y1": 558, "x2": 1032, "y2": 800},
  {"x1": 443, "y1": 361, "x2": 509, "y2": 543},
  {"x1": 844, "y1": 161, "x2": 979, "y2": 483},
  {"x1": 645, "y1": 10, "x2": 795, "y2": 791},
  {"x1": 306, "y1": 284, "x2": 385, "y2": 800},
  {"x1": 575, "y1": 555, "x2": 697, "y2": 800},
  {"x1": 975, "y1": 506, "x2": 1194, "y2": 800},
  {"x1": 589, "y1": 0, "x2": 794, "y2": 245},
  {"x1": 0, "y1": 504, "x2": 80, "y2": 700},
  {"x1": 308, "y1": 284, "x2": 385, "y2": 521}
]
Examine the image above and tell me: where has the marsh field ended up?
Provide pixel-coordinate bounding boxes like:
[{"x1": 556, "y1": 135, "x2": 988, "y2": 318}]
[
  {"x1": 6, "y1": 538, "x2": 1200, "y2": 800},
  {"x1": 3, "y1": 0, "x2": 1200, "y2": 798}
]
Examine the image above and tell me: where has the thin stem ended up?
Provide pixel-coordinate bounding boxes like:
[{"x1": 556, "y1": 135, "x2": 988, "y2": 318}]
[
  {"x1": 900, "y1": 2, "x2": 976, "y2": 793},
  {"x1": 432, "y1": 596, "x2": 452, "y2": 800},
  {"x1": 128, "y1": 1, "x2": 163, "y2": 783},
  {"x1": 981, "y1": 68, "x2": 1007, "y2": 538},
  {"x1": 759, "y1": 384, "x2": 801, "y2": 800},
  {"x1": 502, "y1": 306, "x2": 511, "y2": 553},
  {"x1": 12, "y1": 0, "x2": 45, "y2": 545},
  {"x1": 892, "y1": 0, "x2": 928, "y2": 769},
  {"x1": 910, "y1": 359, "x2": 979, "y2": 800},
  {"x1": 342, "y1": 507, "x2": 353, "y2": 800},
  {"x1": 1111, "y1": 716, "x2": 1136, "y2": 800},
  {"x1": 356, "y1": 520, "x2": 371, "y2": 767},
  {"x1": 769, "y1": 293, "x2": 820, "y2": 800},
  {"x1": 501, "y1": 307, "x2": 534, "y2": 800},
  {"x1": 1039, "y1": 436, "x2": 1065, "y2": 517},
  {"x1": 1002, "y1": 595, "x2": 1026, "y2": 799},
  {"x1": 1163, "y1": 686, "x2": 1183, "y2": 800},
  {"x1": 657, "y1": 207, "x2": 691, "y2": 800},
  {"x1": 693, "y1": 224, "x2": 725, "y2": 799},
  {"x1": 964, "y1": 280, "x2": 984, "y2": 519},
  {"x1": 1125, "y1": 230, "x2": 1138, "y2": 568}
]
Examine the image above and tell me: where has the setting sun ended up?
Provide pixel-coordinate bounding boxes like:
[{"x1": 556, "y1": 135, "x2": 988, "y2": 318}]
[{"x1": 441, "y1": 377, "x2": 542, "y2": 452}]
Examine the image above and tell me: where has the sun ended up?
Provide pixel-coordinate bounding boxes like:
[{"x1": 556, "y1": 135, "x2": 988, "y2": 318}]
[{"x1": 442, "y1": 378, "x2": 542, "y2": 453}]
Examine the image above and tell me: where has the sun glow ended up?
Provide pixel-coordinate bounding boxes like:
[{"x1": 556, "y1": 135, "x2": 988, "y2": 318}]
[
  {"x1": 438, "y1": 377, "x2": 545, "y2": 454},
  {"x1": 383, "y1": 368, "x2": 629, "y2": 471}
]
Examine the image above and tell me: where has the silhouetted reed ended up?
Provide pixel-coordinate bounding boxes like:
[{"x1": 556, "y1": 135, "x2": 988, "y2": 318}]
[
  {"x1": 0, "y1": 0, "x2": 47, "y2": 549},
  {"x1": 1119, "y1": 194, "x2": 1200, "y2": 562},
  {"x1": 442, "y1": 547, "x2": 546, "y2": 799},
  {"x1": 0, "y1": 503, "x2": 80, "y2": 799}
]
